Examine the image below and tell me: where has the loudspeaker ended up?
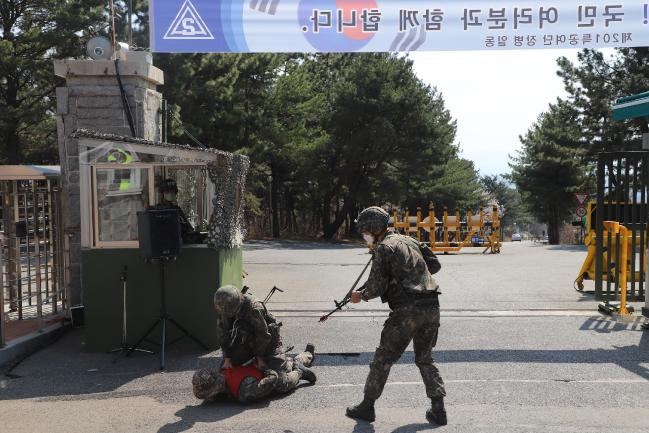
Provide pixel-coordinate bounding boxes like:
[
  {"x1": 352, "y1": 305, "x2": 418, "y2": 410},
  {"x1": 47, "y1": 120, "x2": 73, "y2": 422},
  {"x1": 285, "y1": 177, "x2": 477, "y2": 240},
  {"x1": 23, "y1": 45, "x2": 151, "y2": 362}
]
[
  {"x1": 70, "y1": 305, "x2": 85, "y2": 328},
  {"x1": 137, "y1": 209, "x2": 182, "y2": 259}
]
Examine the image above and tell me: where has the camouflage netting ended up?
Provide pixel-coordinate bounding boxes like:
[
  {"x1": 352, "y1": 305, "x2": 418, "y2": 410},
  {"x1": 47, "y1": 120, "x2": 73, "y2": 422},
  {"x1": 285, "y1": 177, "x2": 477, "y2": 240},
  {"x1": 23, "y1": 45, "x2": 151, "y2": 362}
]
[{"x1": 207, "y1": 153, "x2": 250, "y2": 249}]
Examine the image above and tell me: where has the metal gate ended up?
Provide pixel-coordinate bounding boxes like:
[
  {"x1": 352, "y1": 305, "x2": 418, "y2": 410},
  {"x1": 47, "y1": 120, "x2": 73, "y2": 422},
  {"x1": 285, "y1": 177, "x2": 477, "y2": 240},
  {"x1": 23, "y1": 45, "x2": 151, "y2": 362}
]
[
  {"x1": 595, "y1": 151, "x2": 649, "y2": 302},
  {"x1": 1, "y1": 167, "x2": 68, "y2": 346}
]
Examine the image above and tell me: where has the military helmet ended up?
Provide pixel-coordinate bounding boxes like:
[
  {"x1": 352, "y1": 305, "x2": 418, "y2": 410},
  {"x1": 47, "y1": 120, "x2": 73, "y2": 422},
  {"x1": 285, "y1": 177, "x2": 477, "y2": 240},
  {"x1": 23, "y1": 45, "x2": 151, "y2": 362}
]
[
  {"x1": 192, "y1": 368, "x2": 226, "y2": 400},
  {"x1": 356, "y1": 206, "x2": 390, "y2": 234},
  {"x1": 214, "y1": 285, "x2": 244, "y2": 318}
]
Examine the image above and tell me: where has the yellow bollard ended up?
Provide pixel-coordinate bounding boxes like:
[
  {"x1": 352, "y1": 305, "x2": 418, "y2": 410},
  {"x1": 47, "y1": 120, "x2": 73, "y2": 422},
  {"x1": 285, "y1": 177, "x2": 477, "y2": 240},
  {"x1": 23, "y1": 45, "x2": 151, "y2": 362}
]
[
  {"x1": 617, "y1": 225, "x2": 631, "y2": 318},
  {"x1": 602, "y1": 221, "x2": 632, "y2": 319},
  {"x1": 393, "y1": 210, "x2": 399, "y2": 232},
  {"x1": 428, "y1": 204, "x2": 436, "y2": 248},
  {"x1": 443, "y1": 207, "x2": 449, "y2": 246}
]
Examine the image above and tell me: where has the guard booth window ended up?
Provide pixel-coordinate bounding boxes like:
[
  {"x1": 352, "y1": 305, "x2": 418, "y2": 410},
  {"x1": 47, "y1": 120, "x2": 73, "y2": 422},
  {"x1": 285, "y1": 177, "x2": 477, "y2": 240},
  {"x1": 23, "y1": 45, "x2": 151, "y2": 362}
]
[
  {"x1": 92, "y1": 165, "x2": 154, "y2": 247},
  {"x1": 89, "y1": 164, "x2": 211, "y2": 248}
]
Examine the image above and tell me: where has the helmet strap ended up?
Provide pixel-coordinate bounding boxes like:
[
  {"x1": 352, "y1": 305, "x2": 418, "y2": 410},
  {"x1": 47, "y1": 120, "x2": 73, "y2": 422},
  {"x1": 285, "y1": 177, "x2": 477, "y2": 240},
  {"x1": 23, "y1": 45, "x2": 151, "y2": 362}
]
[{"x1": 374, "y1": 227, "x2": 388, "y2": 243}]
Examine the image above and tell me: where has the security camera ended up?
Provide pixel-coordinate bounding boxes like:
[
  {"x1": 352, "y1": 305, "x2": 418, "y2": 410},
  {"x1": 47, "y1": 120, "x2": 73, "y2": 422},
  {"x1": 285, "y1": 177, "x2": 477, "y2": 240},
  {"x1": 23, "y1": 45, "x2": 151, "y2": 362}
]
[{"x1": 86, "y1": 36, "x2": 113, "y2": 60}]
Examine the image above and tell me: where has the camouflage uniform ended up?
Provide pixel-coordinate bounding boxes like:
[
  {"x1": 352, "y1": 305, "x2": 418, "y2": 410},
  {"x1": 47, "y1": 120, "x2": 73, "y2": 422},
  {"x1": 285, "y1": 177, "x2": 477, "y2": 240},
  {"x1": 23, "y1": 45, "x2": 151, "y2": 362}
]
[
  {"x1": 193, "y1": 350, "x2": 314, "y2": 403},
  {"x1": 361, "y1": 231, "x2": 446, "y2": 401},
  {"x1": 215, "y1": 294, "x2": 302, "y2": 394},
  {"x1": 237, "y1": 350, "x2": 314, "y2": 402}
]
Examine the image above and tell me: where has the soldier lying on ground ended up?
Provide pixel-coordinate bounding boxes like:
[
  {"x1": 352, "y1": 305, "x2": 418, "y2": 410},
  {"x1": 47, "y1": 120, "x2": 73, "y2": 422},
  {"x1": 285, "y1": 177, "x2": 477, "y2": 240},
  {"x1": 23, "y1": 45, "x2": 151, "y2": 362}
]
[
  {"x1": 213, "y1": 285, "x2": 317, "y2": 394},
  {"x1": 192, "y1": 344, "x2": 316, "y2": 403}
]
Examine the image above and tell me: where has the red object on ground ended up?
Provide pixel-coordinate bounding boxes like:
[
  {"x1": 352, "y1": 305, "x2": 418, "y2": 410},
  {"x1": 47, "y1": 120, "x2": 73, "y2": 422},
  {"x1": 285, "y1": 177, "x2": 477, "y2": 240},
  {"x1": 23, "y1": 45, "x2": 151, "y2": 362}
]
[{"x1": 222, "y1": 364, "x2": 265, "y2": 399}]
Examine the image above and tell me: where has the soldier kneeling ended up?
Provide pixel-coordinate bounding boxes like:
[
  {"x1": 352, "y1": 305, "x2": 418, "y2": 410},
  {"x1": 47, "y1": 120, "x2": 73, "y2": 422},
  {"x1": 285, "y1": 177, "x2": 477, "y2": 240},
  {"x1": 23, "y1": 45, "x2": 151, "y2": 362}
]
[{"x1": 213, "y1": 285, "x2": 317, "y2": 394}]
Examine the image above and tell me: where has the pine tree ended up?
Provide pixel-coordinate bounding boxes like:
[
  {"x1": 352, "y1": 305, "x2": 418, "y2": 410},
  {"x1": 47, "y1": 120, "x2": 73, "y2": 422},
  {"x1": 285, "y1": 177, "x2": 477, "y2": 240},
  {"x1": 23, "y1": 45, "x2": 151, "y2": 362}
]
[
  {"x1": 510, "y1": 101, "x2": 587, "y2": 244},
  {"x1": 0, "y1": 0, "x2": 103, "y2": 163},
  {"x1": 557, "y1": 47, "x2": 649, "y2": 155}
]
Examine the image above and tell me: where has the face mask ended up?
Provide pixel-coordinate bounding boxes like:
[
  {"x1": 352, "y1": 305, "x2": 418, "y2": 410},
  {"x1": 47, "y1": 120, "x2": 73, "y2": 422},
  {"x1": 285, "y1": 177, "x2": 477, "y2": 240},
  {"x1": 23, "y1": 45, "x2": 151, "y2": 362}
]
[
  {"x1": 164, "y1": 192, "x2": 176, "y2": 202},
  {"x1": 363, "y1": 233, "x2": 374, "y2": 246}
]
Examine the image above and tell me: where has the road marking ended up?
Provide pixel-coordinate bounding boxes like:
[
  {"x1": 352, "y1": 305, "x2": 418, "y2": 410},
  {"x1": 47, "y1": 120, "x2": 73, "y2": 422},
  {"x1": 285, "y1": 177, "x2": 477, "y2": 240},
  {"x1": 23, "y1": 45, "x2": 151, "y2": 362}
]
[
  {"x1": 244, "y1": 262, "x2": 367, "y2": 266},
  {"x1": 314, "y1": 378, "x2": 649, "y2": 388},
  {"x1": 273, "y1": 309, "x2": 612, "y2": 318}
]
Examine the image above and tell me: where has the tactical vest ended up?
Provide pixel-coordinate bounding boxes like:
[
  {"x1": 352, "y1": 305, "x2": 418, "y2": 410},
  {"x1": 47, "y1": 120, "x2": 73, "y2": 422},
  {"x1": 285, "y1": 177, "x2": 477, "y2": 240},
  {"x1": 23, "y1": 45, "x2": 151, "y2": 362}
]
[
  {"x1": 227, "y1": 297, "x2": 282, "y2": 364},
  {"x1": 379, "y1": 234, "x2": 440, "y2": 310}
]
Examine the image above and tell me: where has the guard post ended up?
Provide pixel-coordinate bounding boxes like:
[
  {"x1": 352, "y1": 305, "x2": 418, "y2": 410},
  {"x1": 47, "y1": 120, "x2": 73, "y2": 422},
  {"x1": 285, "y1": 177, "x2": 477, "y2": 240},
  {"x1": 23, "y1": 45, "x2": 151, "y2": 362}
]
[{"x1": 611, "y1": 92, "x2": 649, "y2": 319}]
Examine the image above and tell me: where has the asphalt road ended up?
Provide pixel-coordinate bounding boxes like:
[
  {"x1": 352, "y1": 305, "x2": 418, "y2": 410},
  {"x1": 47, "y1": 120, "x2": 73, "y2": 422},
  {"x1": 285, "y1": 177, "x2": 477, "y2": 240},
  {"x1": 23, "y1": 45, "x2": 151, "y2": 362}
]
[{"x1": 1, "y1": 241, "x2": 648, "y2": 433}]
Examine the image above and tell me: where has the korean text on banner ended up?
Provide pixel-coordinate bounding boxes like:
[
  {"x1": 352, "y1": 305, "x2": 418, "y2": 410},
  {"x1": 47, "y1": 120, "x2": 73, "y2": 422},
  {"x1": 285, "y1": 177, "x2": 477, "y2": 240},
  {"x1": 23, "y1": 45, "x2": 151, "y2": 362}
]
[{"x1": 150, "y1": 0, "x2": 649, "y2": 53}]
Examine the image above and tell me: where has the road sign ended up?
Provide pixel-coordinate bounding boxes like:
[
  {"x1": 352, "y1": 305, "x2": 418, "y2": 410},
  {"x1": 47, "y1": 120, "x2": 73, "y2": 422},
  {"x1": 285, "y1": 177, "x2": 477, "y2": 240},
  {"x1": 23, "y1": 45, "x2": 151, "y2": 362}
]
[
  {"x1": 574, "y1": 192, "x2": 588, "y2": 205},
  {"x1": 575, "y1": 206, "x2": 587, "y2": 218}
]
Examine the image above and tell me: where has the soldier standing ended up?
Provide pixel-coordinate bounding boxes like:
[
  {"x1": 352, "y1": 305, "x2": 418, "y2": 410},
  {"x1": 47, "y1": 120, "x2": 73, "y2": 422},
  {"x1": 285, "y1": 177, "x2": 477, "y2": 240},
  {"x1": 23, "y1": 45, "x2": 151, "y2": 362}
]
[
  {"x1": 346, "y1": 206, "x2": 447, "y2": 425},
  {"x1": 213, "y1": 285, "x2": 316, "y2": 393}
]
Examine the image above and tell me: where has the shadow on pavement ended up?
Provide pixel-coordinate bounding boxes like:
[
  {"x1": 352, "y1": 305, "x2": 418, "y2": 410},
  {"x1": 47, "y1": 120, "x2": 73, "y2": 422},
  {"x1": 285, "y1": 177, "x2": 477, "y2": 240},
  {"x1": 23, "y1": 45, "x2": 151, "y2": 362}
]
[
  {"x1": 0, "y1": 328, "x2": 221, "y2": 401},
  {"x1": 391, "y1": 422, "x2": 442, "y2": 432},
  {"x1": 580, "y1": 316, "x2": 646, "y2": 332},
  {"x1": 351, "y1": 420, "x2": 376, "y2": 433},
  {"x1": 158, "y1": 383, "x2": 318, "y2": 433},
  {"x1": 157, "y1": 399, "x2": 270, "y2": 433},
  {"x1": 314, "y1": 327, "x2": 649, "y2": 380}
]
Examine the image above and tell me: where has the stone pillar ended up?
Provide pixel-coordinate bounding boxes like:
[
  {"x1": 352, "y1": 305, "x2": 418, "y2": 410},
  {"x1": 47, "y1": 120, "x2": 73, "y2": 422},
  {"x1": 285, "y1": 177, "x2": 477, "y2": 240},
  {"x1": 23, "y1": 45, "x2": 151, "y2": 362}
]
[{"x1": 54, "y1": 59, "x2": 164, "y2": 308}]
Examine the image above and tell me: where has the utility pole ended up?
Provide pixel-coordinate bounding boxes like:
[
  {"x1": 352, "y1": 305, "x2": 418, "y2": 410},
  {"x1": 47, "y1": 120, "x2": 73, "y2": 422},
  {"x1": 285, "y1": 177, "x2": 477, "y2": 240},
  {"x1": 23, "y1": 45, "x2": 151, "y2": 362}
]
[{"x1": 128, "y1": 0, "x2": 133, "y2": 47}]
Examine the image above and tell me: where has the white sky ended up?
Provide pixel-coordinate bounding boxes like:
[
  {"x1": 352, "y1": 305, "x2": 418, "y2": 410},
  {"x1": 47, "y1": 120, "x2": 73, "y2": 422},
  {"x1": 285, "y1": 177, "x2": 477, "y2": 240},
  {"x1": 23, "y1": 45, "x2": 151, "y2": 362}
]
[{"x1": 409, "y1": 49, "x2": 581, "y2": 176}]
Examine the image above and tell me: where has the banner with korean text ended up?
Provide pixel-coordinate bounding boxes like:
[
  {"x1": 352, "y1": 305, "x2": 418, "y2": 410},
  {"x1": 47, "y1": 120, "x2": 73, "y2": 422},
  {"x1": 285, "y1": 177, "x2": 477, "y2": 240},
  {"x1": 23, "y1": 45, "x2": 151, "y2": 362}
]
[{"x1": 150, "y1": 0, "x2": 649, "y2": 53}]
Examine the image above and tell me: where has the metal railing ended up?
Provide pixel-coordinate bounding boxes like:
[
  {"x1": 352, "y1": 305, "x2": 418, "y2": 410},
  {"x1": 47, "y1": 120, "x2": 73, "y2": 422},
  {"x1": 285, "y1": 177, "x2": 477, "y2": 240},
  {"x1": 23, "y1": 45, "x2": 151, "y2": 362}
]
[
  {"x1": 1, "y1": 179, "x2": 68, "y2": 347},
  {"x1": 595, "y1": 151, "x2": 649, "y2": 302}
]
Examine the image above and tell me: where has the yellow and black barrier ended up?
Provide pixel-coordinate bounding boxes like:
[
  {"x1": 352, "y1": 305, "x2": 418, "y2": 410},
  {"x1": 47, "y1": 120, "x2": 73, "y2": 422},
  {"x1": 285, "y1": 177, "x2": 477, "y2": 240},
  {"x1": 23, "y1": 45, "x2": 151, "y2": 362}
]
[
  {"x1": 575, "y1": 201, "x2": 646, "y2": 294},
  {"x1": 391, "y1": 205, "x2": 501, "y2": 254}
]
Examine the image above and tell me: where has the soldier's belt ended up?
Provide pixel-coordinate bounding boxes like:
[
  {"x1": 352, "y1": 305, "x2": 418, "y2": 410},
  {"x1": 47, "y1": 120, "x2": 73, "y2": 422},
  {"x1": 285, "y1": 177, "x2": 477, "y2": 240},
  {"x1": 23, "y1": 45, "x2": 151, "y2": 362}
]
[{"x1": 391, "y1": 291, "x2": 439, "y2": 309}]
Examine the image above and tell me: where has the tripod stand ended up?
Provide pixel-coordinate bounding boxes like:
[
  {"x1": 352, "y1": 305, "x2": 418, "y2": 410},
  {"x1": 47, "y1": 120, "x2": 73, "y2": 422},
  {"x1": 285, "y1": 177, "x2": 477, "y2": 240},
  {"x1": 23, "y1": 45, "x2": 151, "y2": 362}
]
[
  {"x1": 127, "y1": 258, "x2": 208, "y2": 370},
  {"x1": 109, "y1": 266, "x2": 153, "y2": 362}
]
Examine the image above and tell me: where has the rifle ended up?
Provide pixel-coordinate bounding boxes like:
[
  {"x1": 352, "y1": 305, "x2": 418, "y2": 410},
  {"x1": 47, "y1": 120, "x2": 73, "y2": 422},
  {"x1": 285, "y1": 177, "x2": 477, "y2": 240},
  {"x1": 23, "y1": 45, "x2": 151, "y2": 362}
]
[
  {"x1": 262, "y1": 286, "x2": 284, "y2": 306},
  {"x1": 241, "y1": 285, "x2": 284, "y2": 306},
  {"x1": 319, "y1": 254, "x2": 373, "y2": 322}
]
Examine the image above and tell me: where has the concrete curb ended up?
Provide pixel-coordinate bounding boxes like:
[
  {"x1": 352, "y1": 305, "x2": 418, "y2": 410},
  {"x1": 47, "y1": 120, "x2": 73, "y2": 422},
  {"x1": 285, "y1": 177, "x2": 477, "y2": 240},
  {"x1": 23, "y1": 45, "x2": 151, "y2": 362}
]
[{"x1": 0, "y1": 322, "x2": 68, "y2": 371}]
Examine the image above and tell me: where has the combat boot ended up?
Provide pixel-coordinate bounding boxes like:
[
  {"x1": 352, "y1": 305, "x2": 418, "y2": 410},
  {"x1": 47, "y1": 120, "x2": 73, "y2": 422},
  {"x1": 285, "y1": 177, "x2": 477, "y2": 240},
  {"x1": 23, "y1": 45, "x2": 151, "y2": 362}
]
[
  {"x1": 305, "y1": 343, "x2": 315, "y2": 365},
  {"x1": 294, "y1": 361, "x2": 317, "y2": 384},
  {"x1": 346, "y1": 398, "x2": 376, "y2": 422},
  {"x1": 426, "y1": 397, "x2": 447, "y2": 425}
]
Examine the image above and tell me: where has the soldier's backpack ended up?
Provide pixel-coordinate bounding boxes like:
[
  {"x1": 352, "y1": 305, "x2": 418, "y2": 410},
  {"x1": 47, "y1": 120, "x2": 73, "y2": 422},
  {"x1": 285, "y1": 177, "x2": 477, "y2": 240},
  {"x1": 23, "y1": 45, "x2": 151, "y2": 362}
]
[
  {"x1": 400, "y1": 235, "x2": 442, "y2": 275},
  {"x1": 419, "y1": 243, "x2": 442, "y2": 275}
]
